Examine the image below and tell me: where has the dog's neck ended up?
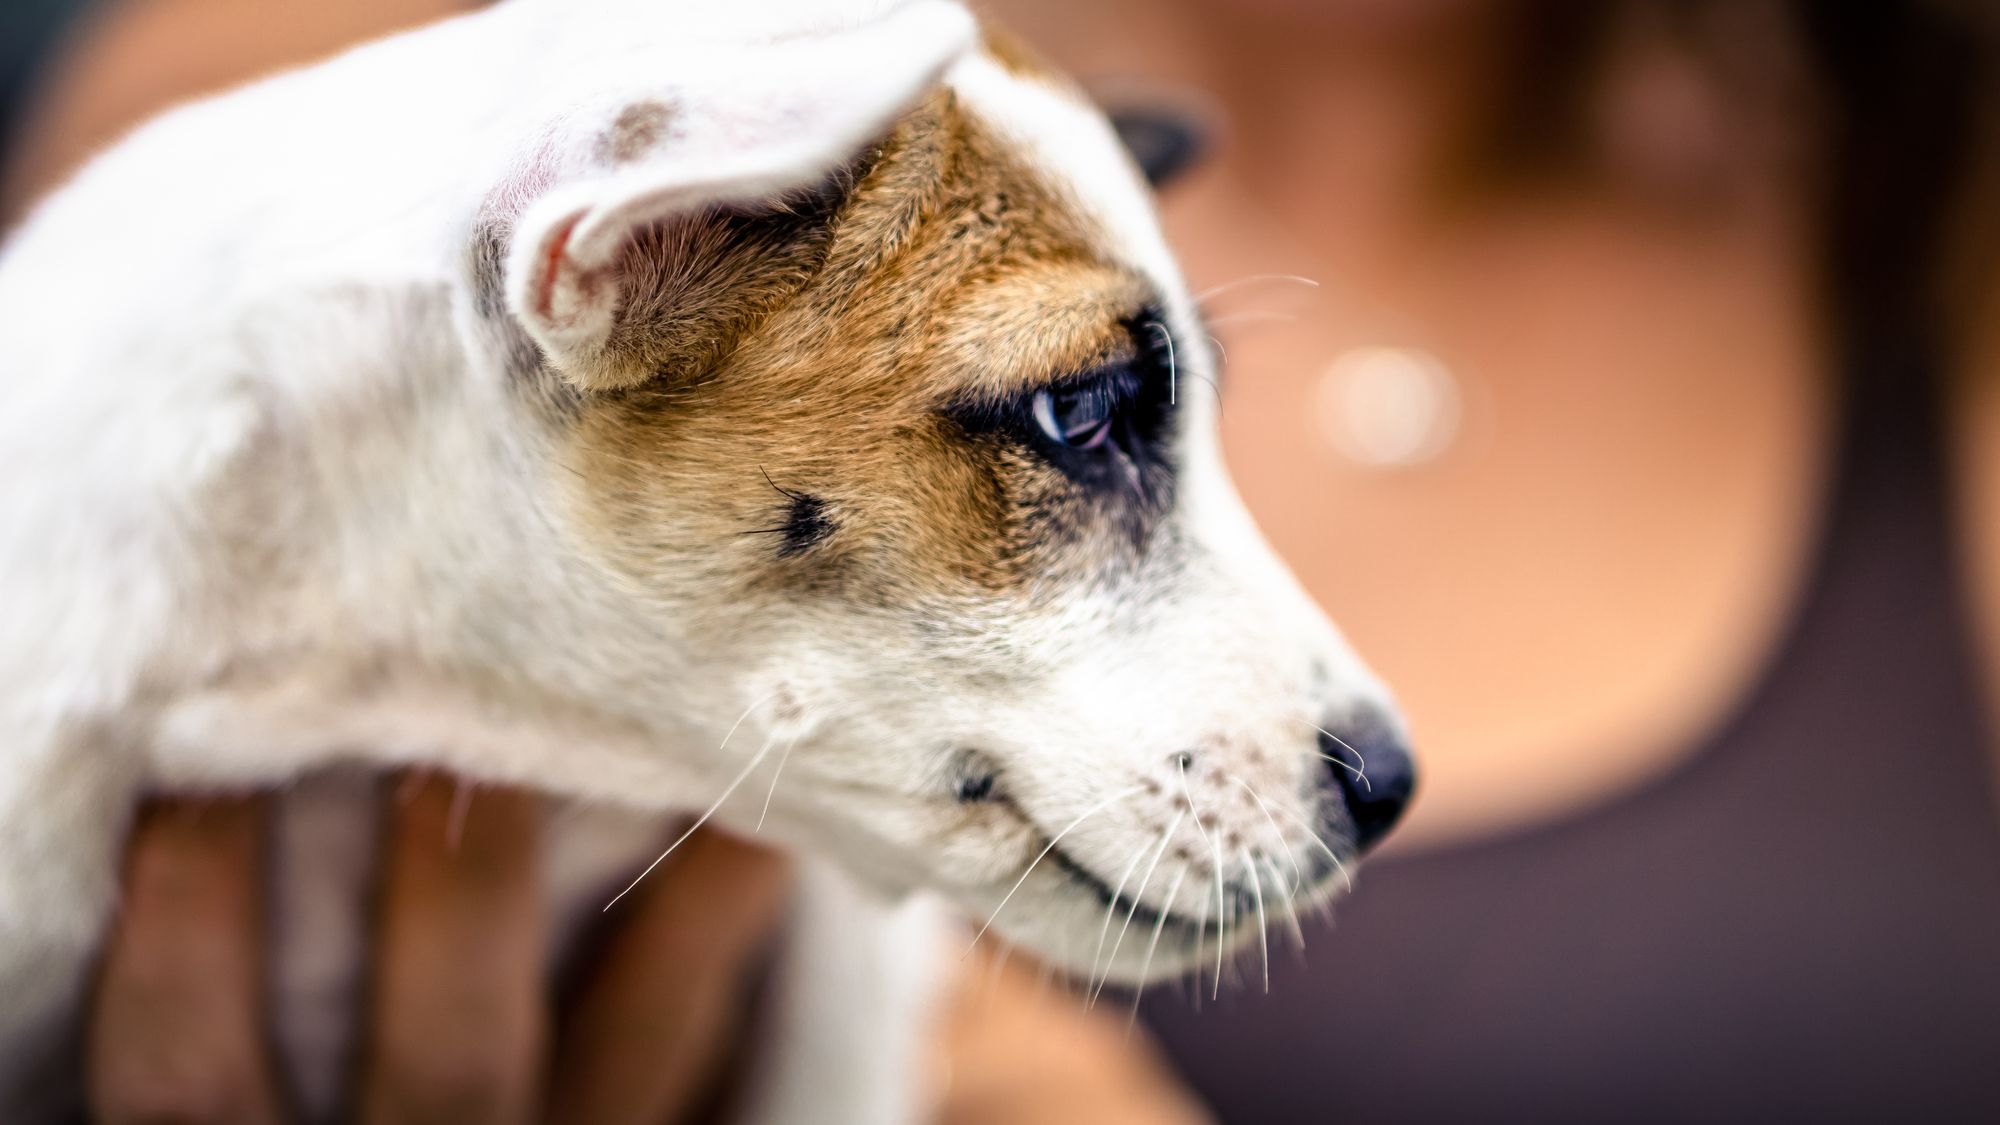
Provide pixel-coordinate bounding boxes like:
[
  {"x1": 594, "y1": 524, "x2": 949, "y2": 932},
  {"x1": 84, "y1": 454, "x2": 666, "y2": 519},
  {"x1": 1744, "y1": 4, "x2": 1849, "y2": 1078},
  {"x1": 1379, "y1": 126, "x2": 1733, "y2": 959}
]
[{"x1": 132, "y1": 282, "x2": 754, "y2": 804}]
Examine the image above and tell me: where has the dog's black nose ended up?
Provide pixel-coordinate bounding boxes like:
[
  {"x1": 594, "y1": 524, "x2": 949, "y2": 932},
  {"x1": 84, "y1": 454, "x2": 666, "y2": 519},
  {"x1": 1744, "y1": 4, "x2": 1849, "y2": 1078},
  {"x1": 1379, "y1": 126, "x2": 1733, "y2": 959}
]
[{"x1": 1320, "y1": 718, "x2": 1416, "y2": 852}]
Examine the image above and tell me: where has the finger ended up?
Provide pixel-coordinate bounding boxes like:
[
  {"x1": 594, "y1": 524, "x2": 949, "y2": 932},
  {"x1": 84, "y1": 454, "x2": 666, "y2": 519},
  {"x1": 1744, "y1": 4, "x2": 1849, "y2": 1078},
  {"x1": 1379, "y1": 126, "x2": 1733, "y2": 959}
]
[
  {"x1": 543, "y1": 828, "x2": 791, "y2": 1125},
  {"x1": 358, "y1": 774, "x2": 548, "y2": 1125},
  {"x1": 88, "y1": 795, "x2": 288, "y2": 1125}
]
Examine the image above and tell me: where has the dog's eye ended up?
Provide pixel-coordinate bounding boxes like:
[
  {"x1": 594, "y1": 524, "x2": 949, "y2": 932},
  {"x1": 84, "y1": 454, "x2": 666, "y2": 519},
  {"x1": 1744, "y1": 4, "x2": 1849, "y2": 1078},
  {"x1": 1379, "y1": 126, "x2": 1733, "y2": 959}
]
[
  {"x1": 1032, "y1": 385, "x2": 1114, "y2": 450},
  {"x1": 941, "y1": 313, "x2": 1177, "y2": 491}
]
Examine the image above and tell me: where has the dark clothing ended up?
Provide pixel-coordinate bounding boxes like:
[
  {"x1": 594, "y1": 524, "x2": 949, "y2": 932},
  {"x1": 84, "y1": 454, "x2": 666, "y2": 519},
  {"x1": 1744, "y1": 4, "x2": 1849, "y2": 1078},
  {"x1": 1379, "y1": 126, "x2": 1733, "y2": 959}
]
[
  {"x1": 1145, "y1": 353, "x2": 2000, "y2": 1122},
  {"x1": 0, "y1": 0, "x2": 91, "y2": 210}
]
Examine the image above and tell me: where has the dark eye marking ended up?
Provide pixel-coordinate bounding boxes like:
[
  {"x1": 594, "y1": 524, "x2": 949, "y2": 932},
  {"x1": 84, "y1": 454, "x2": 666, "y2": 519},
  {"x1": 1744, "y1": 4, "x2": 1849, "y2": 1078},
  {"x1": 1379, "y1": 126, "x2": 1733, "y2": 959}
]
[
  {"x1": 777, "y1": 493, "x2": 834, "y2": 557},
  {"x1": 956, "y1": 772, "x2": 996, "y2": 803},
  {"x1": 952, "y1": 749, "x2": 1001, "y2": 804},
  {"x1": 942, "y1": 306, "x2": 1180, "y2": 504},
  {"x1": 744, "y1": 469, "x2": 835, "y2": 558}
]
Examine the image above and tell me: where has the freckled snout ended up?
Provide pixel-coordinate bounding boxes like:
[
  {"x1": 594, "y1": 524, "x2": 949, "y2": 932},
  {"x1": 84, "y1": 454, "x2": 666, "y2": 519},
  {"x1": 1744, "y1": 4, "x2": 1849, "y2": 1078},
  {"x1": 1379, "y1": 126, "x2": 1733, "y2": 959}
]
[{"x1": 1317, "y1": 711, "x2": 1417, "y2": 852}]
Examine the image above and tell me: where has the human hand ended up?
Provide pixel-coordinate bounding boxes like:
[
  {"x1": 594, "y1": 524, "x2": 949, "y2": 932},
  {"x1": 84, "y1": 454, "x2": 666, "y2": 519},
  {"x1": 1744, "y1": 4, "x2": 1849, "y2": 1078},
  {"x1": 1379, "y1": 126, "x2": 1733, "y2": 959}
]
[{"x1": 87, "y1": 774, "x2": 790, "y2": 1125}]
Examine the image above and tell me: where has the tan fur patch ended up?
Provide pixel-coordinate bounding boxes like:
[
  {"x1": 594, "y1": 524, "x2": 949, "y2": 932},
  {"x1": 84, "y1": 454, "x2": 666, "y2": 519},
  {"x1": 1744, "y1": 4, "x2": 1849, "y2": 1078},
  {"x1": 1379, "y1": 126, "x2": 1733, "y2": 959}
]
[{"x1": 548, "y1": 71, "x2": 1170, "y2": 624}]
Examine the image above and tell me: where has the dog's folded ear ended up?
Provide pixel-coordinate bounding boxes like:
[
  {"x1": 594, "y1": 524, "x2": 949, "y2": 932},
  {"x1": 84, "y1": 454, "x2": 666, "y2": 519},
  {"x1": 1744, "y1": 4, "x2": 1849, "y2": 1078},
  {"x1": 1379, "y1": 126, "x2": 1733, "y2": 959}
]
[{"x1": 498, "y1": 2, "x2": 975, "y2": 393}]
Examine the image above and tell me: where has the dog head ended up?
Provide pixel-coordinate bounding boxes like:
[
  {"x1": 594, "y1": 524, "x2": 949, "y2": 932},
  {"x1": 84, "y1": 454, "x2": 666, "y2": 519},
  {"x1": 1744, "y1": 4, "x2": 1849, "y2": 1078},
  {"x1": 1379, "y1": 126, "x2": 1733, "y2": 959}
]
[{"x1": 475, "y1": 0, "x2": 1414, "y2": 984}]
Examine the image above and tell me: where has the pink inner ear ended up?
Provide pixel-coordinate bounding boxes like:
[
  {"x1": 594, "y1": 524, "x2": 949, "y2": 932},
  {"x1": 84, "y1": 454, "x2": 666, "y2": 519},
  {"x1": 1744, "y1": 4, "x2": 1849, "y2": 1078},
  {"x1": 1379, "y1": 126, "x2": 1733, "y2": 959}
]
[{"x1": 535, "y1": 211, "x2": 585, "y2": 323}]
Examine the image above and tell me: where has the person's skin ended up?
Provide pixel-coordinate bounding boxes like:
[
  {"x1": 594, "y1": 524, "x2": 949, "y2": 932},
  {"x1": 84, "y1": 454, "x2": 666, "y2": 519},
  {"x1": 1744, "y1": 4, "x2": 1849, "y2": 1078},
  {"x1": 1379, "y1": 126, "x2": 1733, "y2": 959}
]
[
  {"x1": 89, "y1": 780, "x2": 791, "y2": 1124},
  {"x1": 90, "y1": 797, "x2": 288, "y2": 1124},
  {"x1": 6, "y1": 2, "x2": 1211, "y2": 1121}
]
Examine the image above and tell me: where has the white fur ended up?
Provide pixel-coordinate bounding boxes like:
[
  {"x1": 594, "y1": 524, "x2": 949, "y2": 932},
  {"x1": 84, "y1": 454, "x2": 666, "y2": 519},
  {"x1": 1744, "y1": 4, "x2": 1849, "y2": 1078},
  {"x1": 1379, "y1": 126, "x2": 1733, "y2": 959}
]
[{"x1": 0, "y1": 0, "x2": 1401, "y2": 1120}]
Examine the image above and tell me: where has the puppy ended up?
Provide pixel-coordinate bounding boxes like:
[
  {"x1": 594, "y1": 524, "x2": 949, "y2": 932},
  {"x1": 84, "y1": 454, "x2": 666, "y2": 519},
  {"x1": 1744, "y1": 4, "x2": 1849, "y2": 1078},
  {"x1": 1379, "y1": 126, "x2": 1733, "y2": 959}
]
[{"x1": 0, "y1": 0, "x2": 1416, "y2": 1120}]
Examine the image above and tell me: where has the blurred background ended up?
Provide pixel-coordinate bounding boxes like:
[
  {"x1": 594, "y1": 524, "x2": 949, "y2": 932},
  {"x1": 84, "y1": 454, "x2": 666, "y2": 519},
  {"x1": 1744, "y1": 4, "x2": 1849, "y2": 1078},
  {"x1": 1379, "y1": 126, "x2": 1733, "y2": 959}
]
[{"x1": 5, "y1": 1, "x2": 1998, "y2": 1121}]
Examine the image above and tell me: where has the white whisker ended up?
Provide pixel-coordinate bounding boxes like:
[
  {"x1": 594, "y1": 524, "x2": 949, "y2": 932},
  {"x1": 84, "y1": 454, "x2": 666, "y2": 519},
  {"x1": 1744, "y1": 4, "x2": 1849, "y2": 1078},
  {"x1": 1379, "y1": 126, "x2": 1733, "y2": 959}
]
[
  {"x1": 1241, "y1": 844, "x2": 1270, "y2": 993},
  {"x1": 1211, "y1": 893, "x2": 1228, "y2": 1000},
  {"x1": 1190, "y1": 882, "x2": 1210, "y2": 1005},
  {"x1": 1185, "y1": 372, "x2": 1226, "y2": 417},
  {"x1": 1192, "y1": 273, "x2": 1322, "y2": 305},
  {"x1": 1091, "y1": 809, "x2": 1184, "y2": 1006},
  {"x1": 718, "y1": 690, "x2": 779, "y2": 753},
  {"x1": 1216, "y1": 776, "x2": 1312, "y2": 948},
  {"x1": 1178, "y1": 759, "x2": 1229, "y2": 1000},
  {"x1": 965, "y1": 785, "x2": 1148, "y2": 956},
  {"x1": 1149, "y1": 320, "x2": 1178, "y2": 405},
  {"x1": 1087, "y1": 843, "x2": 1152, "y2": 997},
  {"x1": 1229, "y1": 775, "x2": 1306, "y2": 894},
  {"x1": 1264, "y1": 851, "x2": 1310, "y2": 958},
  {"x1": 1316, "y1": 753, "x2": 1371, "y2": 789},
  {"x1": 604, "y1": 723, "x2": 779, "y2": 911},
  {"x1": 1265, "y1": 799, "x2": 1355, "y2": 894},
  {"x1": 1128, "y1": 868, "x2": 1188, "y2": 1036},
  {"x1": 755, "y1": 734, "x2": 800, "y2": 832},
  {"x1": 1311, "y1": 723, "x2": 1371, "y2": 791}
]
